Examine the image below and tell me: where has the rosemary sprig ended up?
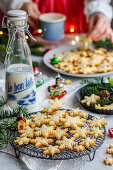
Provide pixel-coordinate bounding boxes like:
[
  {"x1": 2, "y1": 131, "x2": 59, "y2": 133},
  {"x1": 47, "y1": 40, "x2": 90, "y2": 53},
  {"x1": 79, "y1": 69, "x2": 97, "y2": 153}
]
[
  {"x1": 80, "y1": 86, "x2": 99, "y2": 97},
  {"x1": 0, "y1": 129, "x2": 12, "y2": 148},
  {"x1": 0, "y1": 117, "x2": 16, "y2": 148},
  {"x1": 0, "y1": 96, "x2": 6, "y2": 107},
  {"x1": 81, "y1": 77, "x2": 104, "y2": 86},
  {"x1": 0, "y1": 104, "x2": 30, "y2": 148},
  {"x1": 93, "y1": 38, "x2": 113, "y2": 50},
  {"x1": 0, "y1": 105, "x2": 30, "y2": 120},
  {"x1": 0, "y1": 117, "x2": 17, "y2": 128},
  {"x1": 96, "y1": 98, "x2": 112, "y2": 106}
]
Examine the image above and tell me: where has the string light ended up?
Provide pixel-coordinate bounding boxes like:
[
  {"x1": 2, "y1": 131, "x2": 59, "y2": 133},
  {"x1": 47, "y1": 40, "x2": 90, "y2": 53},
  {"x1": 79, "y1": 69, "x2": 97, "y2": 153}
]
[
  {"x1": 70, "y1": 27, "x2": 74, "y2": 33},
  {"x1": 25, "y1": 35, "x2": 29, "y2": 40},
  {"x1": 37, "y1": 29, "x2": 42, "y2": 33},
  {"x1": 75, "y1": 36, "x2": 79, "y2": 42},
  {"x1": 0, "y1": 31, "x2": 3, "y2": 35},
  {"x1": 71, "y1": 40, "x2": 76, "y2": 45}
]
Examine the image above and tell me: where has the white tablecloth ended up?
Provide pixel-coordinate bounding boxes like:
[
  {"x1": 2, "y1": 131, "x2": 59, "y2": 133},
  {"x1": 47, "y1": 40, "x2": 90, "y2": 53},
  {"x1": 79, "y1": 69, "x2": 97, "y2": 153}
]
[{"x1": 0, "y1": 40, "x2": 113, "y2": 170}]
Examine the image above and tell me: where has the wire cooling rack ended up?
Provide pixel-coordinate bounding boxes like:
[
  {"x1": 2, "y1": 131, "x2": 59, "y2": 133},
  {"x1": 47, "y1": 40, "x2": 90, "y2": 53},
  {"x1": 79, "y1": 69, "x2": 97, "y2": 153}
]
[{"x1": 10, "y1": 110, "x2": 106, "y2": 161}]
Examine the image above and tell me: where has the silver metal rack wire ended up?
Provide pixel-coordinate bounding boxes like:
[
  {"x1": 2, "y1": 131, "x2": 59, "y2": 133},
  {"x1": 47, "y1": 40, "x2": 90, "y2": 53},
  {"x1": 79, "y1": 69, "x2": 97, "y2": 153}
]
[{"x1": 10, "y1": 110, "x2": 106, "y2": 161}]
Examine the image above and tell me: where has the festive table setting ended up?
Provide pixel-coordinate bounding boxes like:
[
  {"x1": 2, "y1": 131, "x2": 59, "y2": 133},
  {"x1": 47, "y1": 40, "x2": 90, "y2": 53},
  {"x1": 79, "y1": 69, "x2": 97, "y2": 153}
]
[{"x1": 1, "y1": 10, "x2": 113, "y2": 170}]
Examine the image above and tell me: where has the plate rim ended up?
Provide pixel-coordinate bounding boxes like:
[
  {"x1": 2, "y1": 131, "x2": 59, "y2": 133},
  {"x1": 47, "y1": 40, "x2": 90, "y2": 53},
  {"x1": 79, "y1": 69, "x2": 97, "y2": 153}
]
[{"x1": 43, "y1": 45, "x2": 113, "y2": 77}]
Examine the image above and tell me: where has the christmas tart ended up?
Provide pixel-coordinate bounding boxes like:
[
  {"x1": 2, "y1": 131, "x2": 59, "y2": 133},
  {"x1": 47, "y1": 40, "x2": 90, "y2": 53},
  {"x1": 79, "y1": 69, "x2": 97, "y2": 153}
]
[{"x1": 76, "y1": 77, "x2": 113, "y2": 114}]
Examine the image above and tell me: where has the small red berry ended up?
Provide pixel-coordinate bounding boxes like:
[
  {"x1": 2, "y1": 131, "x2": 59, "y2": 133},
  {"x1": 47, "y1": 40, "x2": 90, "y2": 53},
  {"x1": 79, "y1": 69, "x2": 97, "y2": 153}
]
[{"x1": 44, "y1": 49, "x2": 51, "y2": 54}]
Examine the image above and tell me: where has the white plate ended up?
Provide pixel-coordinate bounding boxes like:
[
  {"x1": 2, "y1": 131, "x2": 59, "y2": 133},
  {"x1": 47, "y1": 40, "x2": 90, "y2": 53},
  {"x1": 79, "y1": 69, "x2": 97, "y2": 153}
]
[{"x1": 43, "y1": 45, "x2": 113, "y2": 77}]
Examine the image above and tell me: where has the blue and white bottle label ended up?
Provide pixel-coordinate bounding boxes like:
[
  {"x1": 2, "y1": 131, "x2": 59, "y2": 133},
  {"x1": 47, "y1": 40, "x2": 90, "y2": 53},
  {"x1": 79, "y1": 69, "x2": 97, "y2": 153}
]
[{"x1": 6, "y1": 64, "x2": 38, "y2": 112}]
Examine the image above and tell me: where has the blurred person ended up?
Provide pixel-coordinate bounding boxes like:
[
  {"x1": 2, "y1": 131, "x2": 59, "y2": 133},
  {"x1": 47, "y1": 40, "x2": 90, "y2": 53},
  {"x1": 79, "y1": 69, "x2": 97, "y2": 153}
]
[{"x1": 0, "y1": 0, "x2": 113, "y2": 42}]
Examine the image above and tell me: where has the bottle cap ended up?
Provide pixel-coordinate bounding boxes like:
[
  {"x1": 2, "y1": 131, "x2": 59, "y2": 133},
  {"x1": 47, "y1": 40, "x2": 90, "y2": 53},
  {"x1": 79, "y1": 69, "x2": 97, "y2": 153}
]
[
  {"x1": 6, "y1": 10, "x2": 27, "y2": 27},
  {"x1": 7, "y1": 10, "x2": 26, "y2": 17}
]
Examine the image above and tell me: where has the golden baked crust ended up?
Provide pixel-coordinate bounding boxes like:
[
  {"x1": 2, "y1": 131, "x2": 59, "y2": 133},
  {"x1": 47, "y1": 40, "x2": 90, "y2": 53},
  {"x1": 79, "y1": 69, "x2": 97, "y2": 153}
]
[
  {"x1": 56, "y1": 136, "x2": 78, "y2": 150},
  {"x1": 81, "y1": 94, "x2": 100, "y2": 106},
  {"x1": 70, "y1": 127, "x2": 91, "y2": 139},
  {"x1": 104, "y1": 157, "x2": 113, "y2": 166},
  {"x1": 79, "y1": 137, "x2": 96, "y2": 148},
  {"x1": 106, "y1": 144, "x2": 113, "y2": 154},
  {"x1": 43, "y1": 145, "x2": 60, "y2": 155},
  {"x1": 15, "y1": 99, "x2": 107, "y2": 156},
  {"x1": 90, "y1": 127, "x2": 104, "y2": 138},
  {"x1": 51, "y1": 47, "x2": 113, "y2": 75},
  {"x1": 87, "y1": 117, "x2": 107, "y2": 128}
]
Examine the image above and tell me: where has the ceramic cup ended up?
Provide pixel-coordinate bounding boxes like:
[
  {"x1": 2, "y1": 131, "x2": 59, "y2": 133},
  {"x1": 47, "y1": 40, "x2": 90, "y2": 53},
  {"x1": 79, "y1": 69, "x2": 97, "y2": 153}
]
[{"x1": 39, "y1": 13, "x2": 66, "y2": 41}]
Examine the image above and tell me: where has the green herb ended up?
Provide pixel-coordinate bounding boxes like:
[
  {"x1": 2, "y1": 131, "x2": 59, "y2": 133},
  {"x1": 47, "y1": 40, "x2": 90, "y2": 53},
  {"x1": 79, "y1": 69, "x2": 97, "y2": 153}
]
[
  {"x1": 32, "y1": 61, "x2": 38, "y2": 68},
  {"x1": 0, "y1": 117, "x2": 16, "y2": 147},
  {"x1": 96, "y1": 98, "x2": 112, "y2": 106},
  {"x1": 30, "y1": 48, "x2": 44, "y2": 56},
  {"x1": 0, "y1": 128, "x2": 12, "y2": 147},
  {"x1": 0, "y1": 105, "x2": 30, "y2": 120},
  {"x1": 0, "y1": 96, "x2": 30, "y2": 147},
  {"x1": 108, "y1": 77, "x2": 113, "y2": 85},
  {"x1": 30, "y1": 42, "x2": 45, "y2": 48},
  {"x1": 89, "y1": 103, "x2": 95, "y2": 108},
  {"x1": 0, "y1": 97, "x2": 6, "y2": 107},
  {"x1": 81, "y1": 77, "x2": 104, "y2": 86},
  {"x1": 0, "y1": 117, "x2": 17, "y2": 128},
  {"x1": 98, "y1": 83, "x2": 113, "y2": 93},
  {"x1": 0, "y1": 117, "x2": 16, "y2": 148},
  {"x1": 109, "y1": 94, "x2": 113, "y2": 101},
  {"x1": 80, "y1": 86, "x2": 99, "y2": 97},
  {"x1": 93, "y1": 38, "x2": 113, "y2": 50},
  {"x1": 81, "y1": 77, "x2": 113, "y2": 96},
  {"x1": 0, "y1": 105, "x2": 30, "y2": 148}
]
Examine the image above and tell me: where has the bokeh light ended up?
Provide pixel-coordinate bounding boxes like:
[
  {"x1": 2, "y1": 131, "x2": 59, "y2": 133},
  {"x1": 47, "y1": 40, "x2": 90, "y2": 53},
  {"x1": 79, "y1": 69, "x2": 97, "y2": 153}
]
[
  {"x1": 70, "y1": 27, "x2": 75, "y2": 33},
  {"x1": 75, "y1": 36, "x2": 79, "y2": 42},
  {"x1": 71, "y1": 40, "x2": 76, "y2": 45},
  {"x1": 37, "y1": 29, "x2": 42, "y2": 33},
  {"x1": 25, "y1": 35, "x2": 29, "y2": 40},
  {"x1": 0, "y1": 31, "x2": 3, "y2": 35}
]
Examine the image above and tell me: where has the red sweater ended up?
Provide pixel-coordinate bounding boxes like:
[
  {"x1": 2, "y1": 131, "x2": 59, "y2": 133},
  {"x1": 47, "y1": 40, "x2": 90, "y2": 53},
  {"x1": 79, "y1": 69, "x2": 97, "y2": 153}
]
[
  {"x1": 0, "y1": 0, "x2": 88, "y2": 33},
  {"x1": 34, "y1": 0, "x2": 88, "y2": 33}
]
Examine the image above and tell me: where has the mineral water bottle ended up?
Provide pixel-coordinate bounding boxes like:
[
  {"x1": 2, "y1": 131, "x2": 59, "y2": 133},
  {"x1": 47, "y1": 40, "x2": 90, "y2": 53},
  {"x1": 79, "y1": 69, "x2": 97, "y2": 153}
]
[{"x1": 2, "y1": 10, "x2": 38, "y2": 112}]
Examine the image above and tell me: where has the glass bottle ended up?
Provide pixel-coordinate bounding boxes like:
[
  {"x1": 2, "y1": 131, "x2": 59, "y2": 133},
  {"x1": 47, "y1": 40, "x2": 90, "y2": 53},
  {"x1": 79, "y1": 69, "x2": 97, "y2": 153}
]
[{"x1": 2, "y1": 10, "x2": 38, "y2": 112}]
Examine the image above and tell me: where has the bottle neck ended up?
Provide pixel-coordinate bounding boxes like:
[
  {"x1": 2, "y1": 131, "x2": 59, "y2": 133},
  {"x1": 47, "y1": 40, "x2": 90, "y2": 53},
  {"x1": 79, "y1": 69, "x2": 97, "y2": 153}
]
[
  {"x1": 2, "y1": 13, "x2": 35, "y2": 69},
  {"x1": 5, "y1": 26, "x2": 32, "y2": 68},
  {"x1": 8, "y1": 28, "x2": 26, "y2": 41}
]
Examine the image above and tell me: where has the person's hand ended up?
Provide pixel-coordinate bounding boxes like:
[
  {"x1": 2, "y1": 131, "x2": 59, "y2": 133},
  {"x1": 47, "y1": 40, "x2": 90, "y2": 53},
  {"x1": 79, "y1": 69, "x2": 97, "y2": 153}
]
[
  {"x1": 88, "y1": 13, "x2": 113, "y2": 42},
  {"x1": 20, "y1": 2, "x2": 40, "y2": 29}
]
